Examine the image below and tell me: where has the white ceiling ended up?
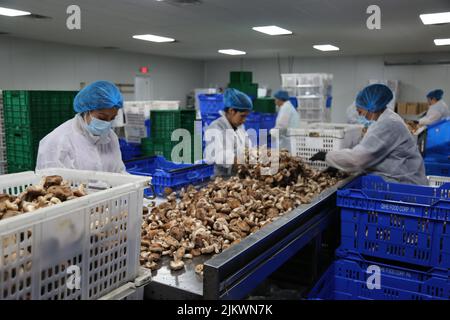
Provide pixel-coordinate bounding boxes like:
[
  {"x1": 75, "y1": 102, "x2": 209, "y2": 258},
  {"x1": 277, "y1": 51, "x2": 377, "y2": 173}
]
[{"x1": 1, "y1": 0, "x2": 450, "y2": 60}]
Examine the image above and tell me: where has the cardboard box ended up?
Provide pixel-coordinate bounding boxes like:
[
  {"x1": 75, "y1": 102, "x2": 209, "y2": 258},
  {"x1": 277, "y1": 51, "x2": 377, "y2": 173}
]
[
  {"x1": 397, "y1": 102, "x2": 408, "y2": 115},
  {"x1": 406, "y1": 103, "x2": 419, "y2": 115},
  {"x1": 419, "y1": 103, "x2": 429, "y2": 114}
]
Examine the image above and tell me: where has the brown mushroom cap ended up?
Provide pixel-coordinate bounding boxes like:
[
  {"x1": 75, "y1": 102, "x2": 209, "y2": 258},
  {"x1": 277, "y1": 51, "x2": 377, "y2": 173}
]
[
  {"x1": 43, "y1": 175, "x2": 63, "y2": 188},
  {"x1": 46, "y1": 186, "x2": 73, "y2": 201}
]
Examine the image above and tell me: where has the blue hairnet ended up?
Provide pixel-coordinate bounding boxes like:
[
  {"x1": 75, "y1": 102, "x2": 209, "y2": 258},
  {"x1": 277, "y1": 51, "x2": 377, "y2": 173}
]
[
  {"x1": 274, "y1": 90, "x2": 290, "y2": 101},
  {"x1": 224, "y1": 88, "x2": 253, "y2": 111},
  {"x1": 427, "y1": 89, "x2": 444, "y2": 101},
  {"x1": 74, "y1": 81, "x2": 123, "y2": 113},
  {"x1": 355, "y1": 84, "x2": 393, "y2": 112}
]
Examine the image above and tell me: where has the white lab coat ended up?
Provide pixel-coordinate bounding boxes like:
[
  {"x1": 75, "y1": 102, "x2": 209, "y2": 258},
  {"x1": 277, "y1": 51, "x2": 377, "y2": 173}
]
[
  {"x1": 36, "y1": 114, "x2": 126, "y2": 173},
  {"x1": 204, "y1": 112, "x2": 250, "y2": 177},
  {"x1": 274, "y1": 100, "x2": 301, "y2": 151},
  {"x1": 419, "y1": 100, "x2": 450, "y2": 126},
  {"x1": 326, "y1": 108, "x2": 428, "y2": 186}
]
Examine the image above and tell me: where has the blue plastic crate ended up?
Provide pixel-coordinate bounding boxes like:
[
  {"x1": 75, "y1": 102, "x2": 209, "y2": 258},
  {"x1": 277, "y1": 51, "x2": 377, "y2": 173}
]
[
  {"x1": 119, "y1": 138, "x2": 142, "y2": 161},
  {"x1": 245, "y1": 112, "x2": 261, "y2": 131},
  {"x1": 337, "y1": 175, "x2": 450, "y2": 270},
  {"x1": 125, "y1": 156, "x2": 214, "y2": 197},
  {"x1": 260, "y1": 113, "x2": 276, "y2": 130},
  {"x1": 425, "y1": 158, "x2": 450, "y2": 177},
  {"x1": 308, "y1": 252, "x2": 450, "y2": 300},
  {"x1": 199, "y1": 94, "x2": 224, "y2": 116},
  {"x1": 426, "y1": 119, "x2": 450, "y2": 155},
  {"x1": 289, "y1": 97, "x2": 298, "y2": 109},
  {"x1": 145, "y1": 119, "x2": 151, "y2": 138}
]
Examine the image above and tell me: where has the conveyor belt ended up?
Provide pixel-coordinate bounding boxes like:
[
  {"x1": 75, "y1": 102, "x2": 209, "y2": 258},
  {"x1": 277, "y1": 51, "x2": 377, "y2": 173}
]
[{"x1": 143, "y1": 176, "x2": 356, "y2": 300}]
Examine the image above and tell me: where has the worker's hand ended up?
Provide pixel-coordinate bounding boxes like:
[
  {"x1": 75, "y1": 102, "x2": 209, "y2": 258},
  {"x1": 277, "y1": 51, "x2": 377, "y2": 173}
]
[
  {"x1": 323, "y1": 166, "x2": 339, "y2": 176},
  {"x1": 309, "y1": 151, "x2": 327, "y2": 162}
]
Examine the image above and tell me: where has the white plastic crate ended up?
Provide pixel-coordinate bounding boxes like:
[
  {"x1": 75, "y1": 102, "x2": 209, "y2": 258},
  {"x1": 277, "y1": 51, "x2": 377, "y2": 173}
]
[
  {"x1": 428, "y1": 175, "x2": 450, "y2": 187},
  {"x1": 98, "y1": 268, "x2": 151, "y2": 300},
  {"x1": 151, "y1": 101, "x2": 180, "y2": 110},
  {"x1": 0, "y1": 161, "x2": 6, "y2": 175},
  {"x1": 297, "y1": 97, "x2": 326, "y2": 109},
  {"x1": 281, "y1": 74, "x2": 301, "y2": 87},
  {"x1": 297, "y1": 74, "x2": 333, "y2": 86},
  {"x1": 282, "y1": 73, "x2": 333, "y2": 88},
  {"x1": 124, "y1": 101, "x2": 152, "y2": 126},
  {"x1": 124, "y1": 125, "x2": 147, "y2": 144},
  {"x1": 0, "y1": 169, "x2": 149, "y2": 300},
  {"x1": 288, "y1": 123, "x2": 364, "y2": 170},
  {"x1": 296, "y1": 86, "x2": 328, "y2": 97},
  {"x1": 298, "y1": 109, "x2": 327, "y2": 122}
]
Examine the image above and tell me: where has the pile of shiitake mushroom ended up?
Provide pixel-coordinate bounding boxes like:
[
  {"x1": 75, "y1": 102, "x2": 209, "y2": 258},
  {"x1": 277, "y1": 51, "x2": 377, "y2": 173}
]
[
  {"x1": 140, "y1": 149, "x2": 346, "y2": 273},
  {"x1": 0, "y1": 175, "x2": 87, "y2": 221}
]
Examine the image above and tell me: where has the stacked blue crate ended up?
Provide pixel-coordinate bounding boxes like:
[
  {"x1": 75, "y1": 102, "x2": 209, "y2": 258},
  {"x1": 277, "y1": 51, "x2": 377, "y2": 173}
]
[
  {"x1": 424, "y1": 119, "x2": 450, "y2": 176},
  {"x1": 309, "y1": 174, "x2": 450, "y2": 300},
  {"x1": 119, "y1": 138, "x2": 142, "y2": 161},
  {"x1": 125, "y1": 156, "x2": 214, "y2": 197}
]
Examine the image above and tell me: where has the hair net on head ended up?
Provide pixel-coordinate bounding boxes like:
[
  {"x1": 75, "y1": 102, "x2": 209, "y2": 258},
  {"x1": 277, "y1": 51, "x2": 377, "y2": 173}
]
[
  {"x1": 274, "y1": 90, "x2": 290, "y2": 101},
  {"x1": 355, "y1": 84, "x2": 393, "y2": 113},
  {"x1": 224, "y1": 88, "x2": 253, "y2": 111},
  {"x1": 427, "y1": 89, "x2": 444, "y2": 101},
  {"x1": 74, "y1": 81, "x2": 123, "y2": 113}
]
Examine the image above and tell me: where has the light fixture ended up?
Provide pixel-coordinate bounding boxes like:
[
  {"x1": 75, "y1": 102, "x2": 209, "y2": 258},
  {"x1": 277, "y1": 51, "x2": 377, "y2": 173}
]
[
  {"x1": 218, "y1": 49, "x2": 246, "y2": 56},
  {"x1": 420, "y1": 12, "x2": 450, "y2": 25},
  {"x1": 313, "y1": 44, "x2": 340, "y2": 52},
  {"x1": 133, "y1": 34, "x2": 175, "y2": 43},
  {"x1": 434, "y1": 38, "x2": 450, "y2": 46},
  {"x1": 0, "y1": 6, "x2": 31, "y2": 17},
  {"x1": 252, "y1": 26, "x2": 292, "y2": 36}
]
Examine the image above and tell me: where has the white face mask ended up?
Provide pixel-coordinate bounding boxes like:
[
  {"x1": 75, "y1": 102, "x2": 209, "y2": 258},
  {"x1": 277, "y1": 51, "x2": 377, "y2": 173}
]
[{"x1": 86, "y1": 114, "x2": 112, "y2": 136}]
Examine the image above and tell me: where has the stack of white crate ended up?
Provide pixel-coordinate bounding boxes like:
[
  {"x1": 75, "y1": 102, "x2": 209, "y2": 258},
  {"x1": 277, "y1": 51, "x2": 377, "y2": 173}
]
[
  {"x1": 282, "y1": 73, "x2": 333, "y2": 123},
  {"x1": 368, "y1": 80, "x2": 400, "y2": 111},
  {"x1": 287, "y1": 123, "x2": 364, "y2": 170},
  {"x1": 0, "y1": 90, "x2": 6, "y2": 175},
  {"x1": 123, "y1": 100, "x2": 181, "y2": 143},
  {"x1": 123, "y1": 101, "x2": 152, "y2": 143}
]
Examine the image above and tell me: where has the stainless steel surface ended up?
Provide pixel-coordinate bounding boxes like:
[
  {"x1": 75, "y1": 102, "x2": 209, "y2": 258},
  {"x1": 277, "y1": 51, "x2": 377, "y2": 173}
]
[
  {"x1": 142, "y1": 175, "x2": 356, "y2": 299},
  {"x1": 148, "y1": 255, "x2": 210, "y2": 297}
]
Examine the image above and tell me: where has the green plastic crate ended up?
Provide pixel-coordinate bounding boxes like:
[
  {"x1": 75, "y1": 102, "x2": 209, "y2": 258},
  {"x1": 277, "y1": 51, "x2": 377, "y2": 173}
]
[
  {"x1": 230, "y1": 71, "x2": 253, "y2": 84},
  {"x1": 3, "y1": 90, "x2": 77, "y2": 129},
  {"x1": 150, "y1": 110, "x2": 196, "y2": 140},
  {"x1": 142, "y1": 137, "x2": 196, "y2": 163},
  {"x1": 228, "y1": 83, "x2": 258, "y2": 99},
  {"x1": 253, "y1": 98, "x2": 276, "y2": 113}
]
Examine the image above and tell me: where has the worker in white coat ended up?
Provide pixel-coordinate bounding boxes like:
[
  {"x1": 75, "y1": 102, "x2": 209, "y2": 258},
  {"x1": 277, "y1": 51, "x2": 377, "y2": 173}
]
[
  {"x1": 36, "y1": 81, "x2": 126, "y2": 173},
  {"x1": 310, "y1": 84, "x2": 428, "y2": 185},
  {"x1": 272, "y1": 90, "x2": 301, "y2": 152},
  {"x1": 418, "y1": 89, "x2": 450, "y2": 126},
  {"x1": 204, "y1": 88, "x2": 253, "y2": 177}
]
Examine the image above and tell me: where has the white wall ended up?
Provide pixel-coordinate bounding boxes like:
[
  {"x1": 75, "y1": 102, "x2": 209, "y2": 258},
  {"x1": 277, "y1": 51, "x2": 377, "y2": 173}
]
[
  {"x1": 204, "y1": 53, "x2": 450, "y2": 123},
  {"x1": 0, "y1": 37, "x2": 205, "y2": 102}
]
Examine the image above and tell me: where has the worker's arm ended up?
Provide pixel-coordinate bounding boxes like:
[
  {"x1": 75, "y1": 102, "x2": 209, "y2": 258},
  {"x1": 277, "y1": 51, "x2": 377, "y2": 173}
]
[
  {"x1": 418, "y1": 107, "x2": 441, "y2": 126},
  {"x1": 326, "y1": 123, "x2": 397, "y2": 173}
]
